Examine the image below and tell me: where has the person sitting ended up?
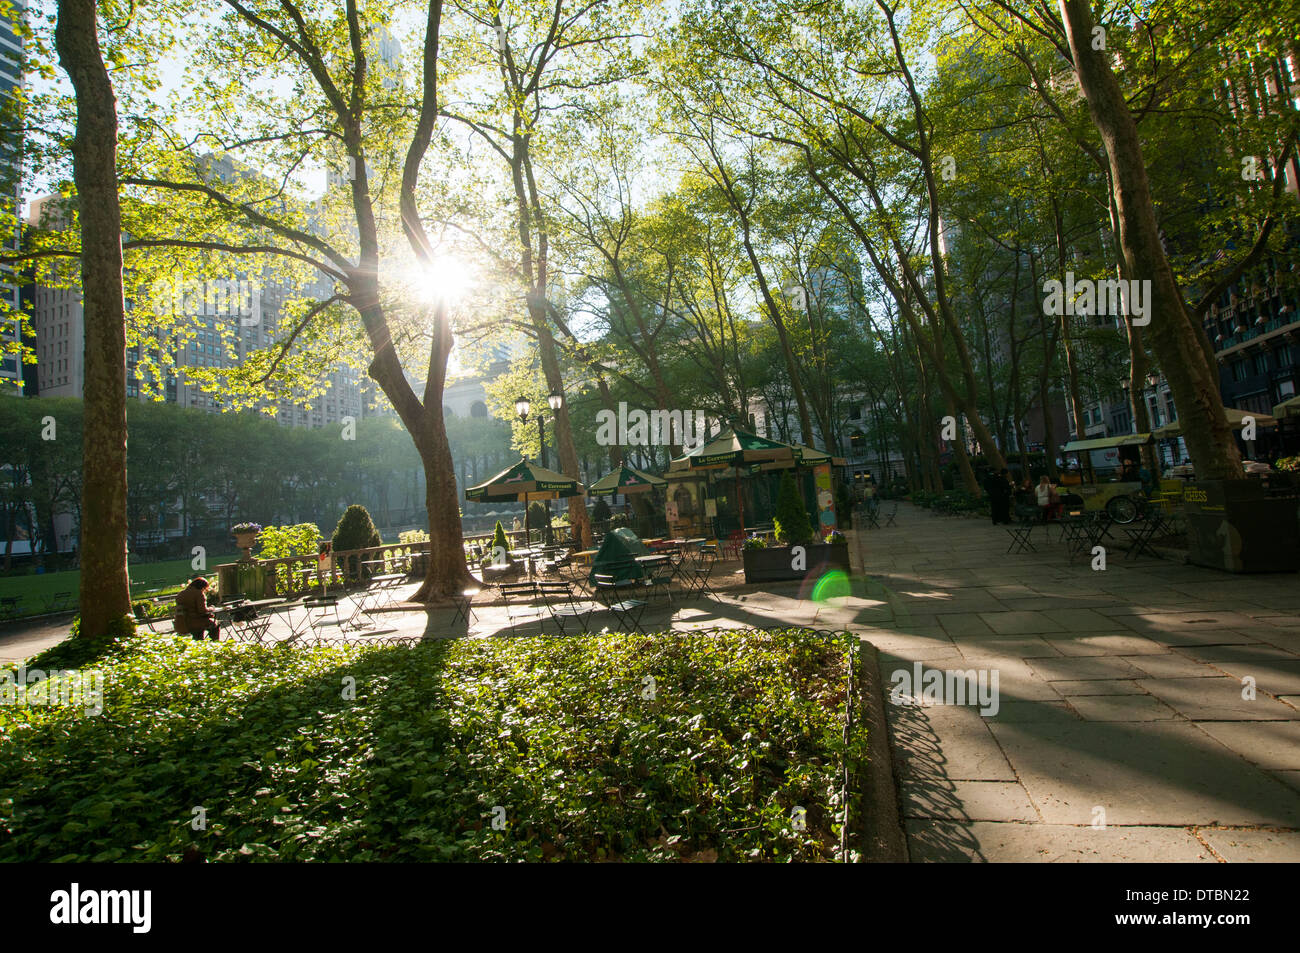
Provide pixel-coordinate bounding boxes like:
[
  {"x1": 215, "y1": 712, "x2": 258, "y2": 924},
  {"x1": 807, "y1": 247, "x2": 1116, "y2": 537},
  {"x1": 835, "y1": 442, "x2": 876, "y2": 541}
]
[
  {"x1": 175, "y1": 576, "x2": 220, "y2": 642},
  {"x1": 1035, "y1": 475, "x2": 1062, "y2": 522}
]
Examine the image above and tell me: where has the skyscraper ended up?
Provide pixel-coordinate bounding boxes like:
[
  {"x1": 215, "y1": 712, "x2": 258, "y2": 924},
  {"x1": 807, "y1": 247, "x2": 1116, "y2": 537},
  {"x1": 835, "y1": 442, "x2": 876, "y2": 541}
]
[{"x1": 0, "y1": 0, "x2": 25, "y2": 393}]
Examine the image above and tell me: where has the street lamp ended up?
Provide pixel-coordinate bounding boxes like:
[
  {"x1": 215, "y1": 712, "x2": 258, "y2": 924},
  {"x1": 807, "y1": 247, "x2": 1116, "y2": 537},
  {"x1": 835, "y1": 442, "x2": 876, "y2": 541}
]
[{"x1": 516, "y1": 392, "x2": 565, "y2": 542}]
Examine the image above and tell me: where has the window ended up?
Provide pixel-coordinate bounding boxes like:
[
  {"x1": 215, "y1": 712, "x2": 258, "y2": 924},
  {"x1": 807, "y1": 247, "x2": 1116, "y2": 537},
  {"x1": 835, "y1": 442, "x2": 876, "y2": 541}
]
[
  {"x1": 1231, "y1": 360, "x2": 1248, "y2": 382},
  {"x1": 1253, "y1": 352, "x2": 1269, "y2": 376},
  {"x1": 1277, "y1": 344, "x2": 1293, "y2": 367}
]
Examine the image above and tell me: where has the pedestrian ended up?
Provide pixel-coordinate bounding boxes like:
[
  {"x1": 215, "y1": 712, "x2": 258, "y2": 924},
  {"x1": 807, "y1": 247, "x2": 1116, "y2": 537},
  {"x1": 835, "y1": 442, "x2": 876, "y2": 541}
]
[
  {"x1": 175, "y1": 576, "x2": 219, "y2": 641},
  {"x1": 984, "y1": 467, "x2": 1013, "y2": 524},
  {"x1": 1035, "y1": 475, "x2": 1061, "y2": 522}
]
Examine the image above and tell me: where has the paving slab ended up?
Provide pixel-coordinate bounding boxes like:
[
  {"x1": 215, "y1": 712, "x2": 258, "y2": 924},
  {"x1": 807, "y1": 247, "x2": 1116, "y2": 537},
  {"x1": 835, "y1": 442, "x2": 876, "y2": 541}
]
[
  {"x1": 904, "y1": 820, "x2": 1215, "y2": 862},
  {"x1": 1139, "y1": 676, "x2": 1300, "y2": 721},
  {"x1": 885, "y1": 702, "x2": 1017, "y2": 782},
  {"x1": 1194, "y1": 722, "x2": 1300, "y2": 770},
  {"x1": 1051, "y1": 679, "x2": 1148, "y2": 696},
  {"x1": 988, "y1": 721, "x2": 1300, "y2": 826},
  {"x1": 1120, "y1": 653, "x2": 1230, "y2": 678},
  {"x1": 1066, "y1": 694, "x2": 1180, "y2": 721},
  {"x1": 1198, "y1": 828, "x2": 1300, "y2": 862},
  {"x1": 977, "y1": 611, "x2": 1066, "y2": 635},
  {"x1": 902, "y1": 780, "x2": 1038, "y2": 822},
  {"x1": 1044, "y1": 634, "x2": 1169, "y2": 656},
  {"x1": 1028, "y1": 656, "x2": 1147, "y2": 681}
]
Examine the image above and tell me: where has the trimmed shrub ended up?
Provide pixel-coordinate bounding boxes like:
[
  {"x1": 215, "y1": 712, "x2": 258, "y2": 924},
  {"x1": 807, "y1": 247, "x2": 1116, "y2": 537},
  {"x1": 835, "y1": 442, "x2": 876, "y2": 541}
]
[
  {"x1": 773, "y1": 472, "x2": 813, "y2": 546},
  {"x1": 331, "y1": 505, "x2": 382, "y2": 552},
  {"x1": 488, "y1": 520, "x2": 511, "y2": 566}
]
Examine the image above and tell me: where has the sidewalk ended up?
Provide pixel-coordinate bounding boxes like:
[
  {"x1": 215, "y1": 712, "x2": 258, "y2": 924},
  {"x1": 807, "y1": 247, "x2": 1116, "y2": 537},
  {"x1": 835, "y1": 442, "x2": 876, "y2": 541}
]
[{"x1": 848, "y1": 502, "x2": 1300, "y2": 861}]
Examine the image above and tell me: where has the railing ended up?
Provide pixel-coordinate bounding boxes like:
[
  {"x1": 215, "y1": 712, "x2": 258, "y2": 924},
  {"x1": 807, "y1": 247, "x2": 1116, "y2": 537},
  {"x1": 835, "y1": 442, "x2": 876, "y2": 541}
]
[
  {"x1": 218, "y1": 540, "x2": 431, "y2": 600},
  {"x1": 218, "y1": 528, "x2": 591, "y2": 600}
]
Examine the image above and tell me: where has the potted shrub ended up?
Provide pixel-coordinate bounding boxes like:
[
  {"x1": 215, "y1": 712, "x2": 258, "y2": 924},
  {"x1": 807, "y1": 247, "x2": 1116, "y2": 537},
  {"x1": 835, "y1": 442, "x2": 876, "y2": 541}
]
[{"x1": 743, "y1": 474, "x2": 851, "y2": 583}]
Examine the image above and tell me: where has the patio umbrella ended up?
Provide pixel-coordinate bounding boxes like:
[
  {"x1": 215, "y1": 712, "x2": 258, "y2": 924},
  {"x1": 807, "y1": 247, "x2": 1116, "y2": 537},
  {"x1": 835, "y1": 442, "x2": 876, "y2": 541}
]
[
  {"x1": 669, "y1": 426, "x2": 795, "y2": 531},
  {"x1": 589, "y1": 464, "x2": 666, "y2": 496},
  {"x1": 1272, "y1": 395, "x2": 1300, "y2": 419},
  {"x1": 1151, "y1": 407, "x2": 1278, "y2": 438},
  {"x1": 466, "y1": 458, "x2": 586, "y2": 545}
]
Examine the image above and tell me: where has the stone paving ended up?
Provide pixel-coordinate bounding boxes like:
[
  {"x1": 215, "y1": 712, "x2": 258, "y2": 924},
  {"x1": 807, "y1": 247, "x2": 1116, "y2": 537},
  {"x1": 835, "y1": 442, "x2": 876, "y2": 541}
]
[
  {"x1": 848, "y1": 503, "x2": 1300, "y2": 862},
  {"x1": 3, "y1": 504, "x2": 1299, "y2": 861}
]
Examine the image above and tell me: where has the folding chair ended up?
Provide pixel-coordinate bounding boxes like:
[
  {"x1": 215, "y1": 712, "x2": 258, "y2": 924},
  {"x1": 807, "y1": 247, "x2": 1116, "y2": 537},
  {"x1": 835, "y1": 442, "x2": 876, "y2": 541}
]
[
  {"x1": 1005, "y1": 516, "x2": 1036, "y2": 554},
  {"x1": 497, "y1": 582, "x2": 549, "y2": 636},
  {"x1": 304, "y1": 596, "x2": 343, "y2": 634},
  {"x1": 132, "y1": 601, "x2": 173, "y2": 634},
  {"x1": 591, "y1": 572, "x2": 648, "y2": 634},
  {"x1": 537, "y1": 581, "x2": 594, "y2": 635},
  {"x1": 681, "y1": 548, "x2": 719, "y2": 600},
  {"x1": 883, "y1": 504, "x2": 898, "y2": 527},
  {"x1": 451, "y1": 588, "x2": 480, "y2": 627},
  {"x1": 271, "y1": 599, "x2": 314, "y2": 641},
  {"x1": 1123, "y1": 512, "x2": 1168, "y2": 560},
  {"x1": 863, "y1": 502, "x2": 881, "y2": 529}
]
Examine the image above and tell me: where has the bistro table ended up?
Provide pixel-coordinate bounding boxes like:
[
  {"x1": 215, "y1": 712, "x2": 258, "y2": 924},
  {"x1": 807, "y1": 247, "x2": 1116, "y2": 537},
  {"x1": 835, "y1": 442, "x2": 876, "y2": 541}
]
[
  {"x1": 634, "y1": 552, "x2": 679, "y2": 602},
  {"x1": 223, "y1": 597, "x2": 284, "y2": 642},
  {"x1": 573, "y1": 549, "x2": 599, "y2": 566}
]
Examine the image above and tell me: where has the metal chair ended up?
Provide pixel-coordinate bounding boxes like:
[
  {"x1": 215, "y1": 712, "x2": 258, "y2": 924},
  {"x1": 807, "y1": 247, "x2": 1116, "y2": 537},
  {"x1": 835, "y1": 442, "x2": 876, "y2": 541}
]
[
  {"x1": 496, "y1": 582, "x2": 549, "y2": 636},
  {"x1": 536, "y1": 581, "x2": 595, "y2": 635},
  {"x1": 591, "y1": 572, "x2": 648, "y2": 634}
]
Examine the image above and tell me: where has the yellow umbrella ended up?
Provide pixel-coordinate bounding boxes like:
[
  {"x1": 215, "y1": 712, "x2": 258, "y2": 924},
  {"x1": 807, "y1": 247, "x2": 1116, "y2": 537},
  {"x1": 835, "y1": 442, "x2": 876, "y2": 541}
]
[
  {"x1": 1272, "y1": 395, "x2": 1300, "y2": 419},
  {"x1": 1151, "y1": 407, "x2": 1277, "y2": 438}
]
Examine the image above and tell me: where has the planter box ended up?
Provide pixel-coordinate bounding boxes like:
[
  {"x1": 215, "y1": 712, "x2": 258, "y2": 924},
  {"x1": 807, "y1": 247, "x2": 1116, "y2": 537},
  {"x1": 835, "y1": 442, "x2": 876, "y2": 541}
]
[
  {"x1": 1183, "y1": 479, "x2": 1299, "y2": 573},
  {"x1": 743, "y1": 542, "x2": 851, "y2": 583}
]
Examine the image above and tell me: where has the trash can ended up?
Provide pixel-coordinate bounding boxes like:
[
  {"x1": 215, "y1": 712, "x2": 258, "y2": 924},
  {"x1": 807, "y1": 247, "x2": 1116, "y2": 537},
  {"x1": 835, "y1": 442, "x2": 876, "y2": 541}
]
[{"x1": 1183, "y1": 479, "x2": 1300, "y2": 573}]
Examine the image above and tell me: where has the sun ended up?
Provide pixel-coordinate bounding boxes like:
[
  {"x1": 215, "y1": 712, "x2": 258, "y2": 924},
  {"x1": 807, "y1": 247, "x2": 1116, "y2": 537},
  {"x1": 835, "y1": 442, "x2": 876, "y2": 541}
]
[{"x1": 406, "y1": 252, "x2": 476, "y2": 306}]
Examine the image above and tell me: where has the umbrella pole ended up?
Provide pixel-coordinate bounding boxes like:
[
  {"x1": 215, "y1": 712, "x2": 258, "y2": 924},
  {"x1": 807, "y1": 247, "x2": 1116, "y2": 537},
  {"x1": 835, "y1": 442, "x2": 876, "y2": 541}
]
[{"x1": 736, "y1": 472, "x2": 745, "y2": 535}]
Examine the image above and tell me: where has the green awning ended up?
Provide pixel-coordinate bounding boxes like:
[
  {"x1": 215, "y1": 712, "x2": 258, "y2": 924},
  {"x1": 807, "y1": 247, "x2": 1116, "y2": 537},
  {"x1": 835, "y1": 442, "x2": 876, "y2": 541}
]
[{"x1": 1060, "y1": 433, "x2": 1153, "y2": 453}]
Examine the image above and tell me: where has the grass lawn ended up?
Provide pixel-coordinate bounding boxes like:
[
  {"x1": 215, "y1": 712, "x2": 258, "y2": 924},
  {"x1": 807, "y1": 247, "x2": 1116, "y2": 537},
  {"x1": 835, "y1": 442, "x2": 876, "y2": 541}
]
[
  {"x1": 0, "y1": 555, "x2": 237, "y2": 616},
  {"x1": 0, "y1": 627, "x2": 868, "y2": 862}
]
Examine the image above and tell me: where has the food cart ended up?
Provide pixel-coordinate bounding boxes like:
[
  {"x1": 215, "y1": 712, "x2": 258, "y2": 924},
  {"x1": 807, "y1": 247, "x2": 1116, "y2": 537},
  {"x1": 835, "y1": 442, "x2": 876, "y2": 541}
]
[{"x1": 1058, "y1": 433, "x2": 1153, "y2": 523}]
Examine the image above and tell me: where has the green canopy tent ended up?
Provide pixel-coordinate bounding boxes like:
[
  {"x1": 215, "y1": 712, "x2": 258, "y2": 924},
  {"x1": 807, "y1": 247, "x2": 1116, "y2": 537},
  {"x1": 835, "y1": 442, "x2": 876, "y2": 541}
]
[
  {"x1": 668, "y1": 426, "x2": 796, "y2": 533},
  {"x1": 466, "y1": 458, "x2": 586, "y2": 547},
  {"x1": 588, "y1": 527, "x2": 653, "y2": 582}
]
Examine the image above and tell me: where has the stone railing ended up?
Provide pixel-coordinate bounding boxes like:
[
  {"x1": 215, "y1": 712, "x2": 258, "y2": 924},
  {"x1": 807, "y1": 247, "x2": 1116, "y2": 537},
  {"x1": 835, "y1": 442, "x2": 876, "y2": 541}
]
[
  {"x1": 217, "y1": 529, "x2": 583, "y2": 600},
  {"x1": 216, "y1": 540, "x2": 431, "y2": 601}
]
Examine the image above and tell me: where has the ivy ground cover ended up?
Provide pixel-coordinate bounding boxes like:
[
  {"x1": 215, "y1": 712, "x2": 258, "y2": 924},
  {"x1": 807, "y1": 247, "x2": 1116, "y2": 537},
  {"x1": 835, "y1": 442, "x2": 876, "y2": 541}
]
[{"x1": 1, "y1": 628, "x2": 867, "y2": 862}]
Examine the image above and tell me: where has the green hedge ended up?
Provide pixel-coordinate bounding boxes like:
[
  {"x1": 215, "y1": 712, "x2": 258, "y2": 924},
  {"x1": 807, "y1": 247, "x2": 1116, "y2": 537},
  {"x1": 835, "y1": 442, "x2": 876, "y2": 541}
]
[{"x1": 1, "y1": 628, "x2": 866, "y2": 862}]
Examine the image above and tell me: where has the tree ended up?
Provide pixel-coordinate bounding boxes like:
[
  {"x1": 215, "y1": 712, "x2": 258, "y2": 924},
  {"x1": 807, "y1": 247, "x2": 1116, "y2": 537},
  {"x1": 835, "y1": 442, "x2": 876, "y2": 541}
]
[
  {"x1": 55, "y1": 0, "x2": 132, "y2": 644},
  {"x1": 1056, "y1": 0, "x2": 1241, "y2": 479}
]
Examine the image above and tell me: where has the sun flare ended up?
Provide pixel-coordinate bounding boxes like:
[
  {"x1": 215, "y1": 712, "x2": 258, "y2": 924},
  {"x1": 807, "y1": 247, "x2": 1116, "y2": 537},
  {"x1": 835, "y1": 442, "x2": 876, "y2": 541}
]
[{"x1": 406, "y1": 252, "x2": 476, "y2": 306}]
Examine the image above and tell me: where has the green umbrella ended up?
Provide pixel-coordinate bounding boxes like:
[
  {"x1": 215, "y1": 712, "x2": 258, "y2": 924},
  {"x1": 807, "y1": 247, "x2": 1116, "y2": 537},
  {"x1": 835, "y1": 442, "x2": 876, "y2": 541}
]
[
  {"x1": 589, "y1": 465, "x2": 666, "y2": 496},
  {"x1": 669, "y1": 427, "x2": 795, "y2": 531},
  {"x1": 466, "y1": 459, "x2": 585, "y2": 546}
]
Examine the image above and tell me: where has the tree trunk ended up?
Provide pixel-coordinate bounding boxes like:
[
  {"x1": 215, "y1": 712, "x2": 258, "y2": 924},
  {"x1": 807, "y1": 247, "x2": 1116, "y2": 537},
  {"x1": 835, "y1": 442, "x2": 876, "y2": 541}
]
[
  {"x1": 57, "y1": 0, "x2": 132, "y2": 644},
  {"x1": 1060, "y1": 0, "x2": 1240, "y2": 479}
]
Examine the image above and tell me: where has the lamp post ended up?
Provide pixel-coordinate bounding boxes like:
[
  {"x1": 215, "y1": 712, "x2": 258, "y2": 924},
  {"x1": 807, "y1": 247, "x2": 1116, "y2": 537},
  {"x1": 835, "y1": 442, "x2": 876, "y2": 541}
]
[{"x1": 516, "y1": 392, "x2": 565, "y2": 544}]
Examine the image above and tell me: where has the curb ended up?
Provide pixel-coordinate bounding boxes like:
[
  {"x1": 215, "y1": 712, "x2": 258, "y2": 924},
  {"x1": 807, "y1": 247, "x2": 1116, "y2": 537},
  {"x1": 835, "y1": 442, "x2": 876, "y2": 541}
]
[{"x1": 855, "y1": 639, "x2": 910, "y2": 862}]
